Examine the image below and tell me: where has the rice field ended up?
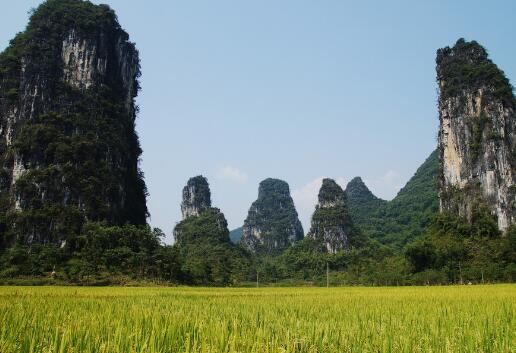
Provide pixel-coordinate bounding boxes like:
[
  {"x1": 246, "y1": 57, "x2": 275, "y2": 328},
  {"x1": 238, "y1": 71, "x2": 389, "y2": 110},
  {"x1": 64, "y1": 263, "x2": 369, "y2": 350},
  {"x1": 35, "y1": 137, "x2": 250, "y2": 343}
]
[{"x1": 0, "y1": 285, "x2": 514, "y2": 353}]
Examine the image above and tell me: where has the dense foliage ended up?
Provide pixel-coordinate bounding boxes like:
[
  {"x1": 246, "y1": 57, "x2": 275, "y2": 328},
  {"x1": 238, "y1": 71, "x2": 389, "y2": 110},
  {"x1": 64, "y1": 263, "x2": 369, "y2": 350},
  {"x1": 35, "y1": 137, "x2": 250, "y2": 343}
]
[
  {"x1": 0, "y1": 223, "x2": 180, "y2": 284},
  {"x1": 347, "y1": 150, "x2": 439, "y2": 248},
  {"x1": 345, "y1": 176, "x2": 387, "y2": 225},
  {"x1": 173, "y1": 209, "x2": 252, "y2": 285},
  {"x1": 0, "y1": 4, "x2": 513, "y2": 287},
  {"x1": 306, "y1": 178, "x2": 362, "y2": 252},
  {"x1": 253, "y1": 237, "x2": 410, "y2": 286},
  {"x1": 436, "y1": 38, "x2": 515, "y2": 107},
  {"x1": 0, "y1": 0, "x2": 147, "y2": 248},
  {"x1": 3, "y1": 145, "x2": 511, "y2": 286},
  {"x1": 317, "y1": 178, "x2": 345, "y2": 204},
  {"x1": 241, "y1": 178, "x2": 304, "y2": 254},
  {"x1": 406, "y1": 211, "x2": 515, "y2": 283}
]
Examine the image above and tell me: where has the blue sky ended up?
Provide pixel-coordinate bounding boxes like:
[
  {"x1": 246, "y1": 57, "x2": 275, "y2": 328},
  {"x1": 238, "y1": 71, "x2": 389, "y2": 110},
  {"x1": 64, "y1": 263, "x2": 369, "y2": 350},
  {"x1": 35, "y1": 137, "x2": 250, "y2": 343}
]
[{"x1": 2, "y1": 1, "x2": 515, "y2": 243}]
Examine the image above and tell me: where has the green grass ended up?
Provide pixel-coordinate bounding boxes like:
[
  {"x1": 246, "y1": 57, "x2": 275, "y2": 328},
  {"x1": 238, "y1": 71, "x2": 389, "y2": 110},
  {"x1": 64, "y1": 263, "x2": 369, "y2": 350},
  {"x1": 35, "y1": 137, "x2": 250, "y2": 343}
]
[{"x1": 0, "y1": 285, "x2": 514, "y2": 352}]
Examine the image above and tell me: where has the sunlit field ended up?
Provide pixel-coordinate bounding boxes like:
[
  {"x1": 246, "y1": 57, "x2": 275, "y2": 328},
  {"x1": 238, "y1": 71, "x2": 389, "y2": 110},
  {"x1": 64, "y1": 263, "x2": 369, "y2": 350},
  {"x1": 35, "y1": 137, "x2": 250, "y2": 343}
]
[{"x1": 0, "y1": 285, "x2": 514, "y2": 353}]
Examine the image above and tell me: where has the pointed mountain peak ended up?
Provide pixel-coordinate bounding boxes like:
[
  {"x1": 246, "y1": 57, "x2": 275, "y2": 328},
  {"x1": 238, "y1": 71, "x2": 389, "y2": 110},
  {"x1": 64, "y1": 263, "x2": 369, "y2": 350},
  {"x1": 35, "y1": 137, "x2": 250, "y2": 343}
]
[
  {"x1": 181, "y1": 175, "x2": 212, "y2": 219},
  {"x1": 241, "y1": 178, "x2": 303, "y2": 254},
  {"x1": 345, "y1": 177, "x2": 381, "y2": 202},
  {"x1": 318, "y1": 178, "x2": 347, "y2": 208}
]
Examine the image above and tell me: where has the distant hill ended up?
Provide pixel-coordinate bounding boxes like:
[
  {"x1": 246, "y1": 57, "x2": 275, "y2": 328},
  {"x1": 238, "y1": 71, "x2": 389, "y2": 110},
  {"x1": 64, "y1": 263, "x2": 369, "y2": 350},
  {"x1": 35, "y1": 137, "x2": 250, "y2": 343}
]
[
  {"x1": 346, "y1": 150, "x2": 439, "y2": 248},
  {"x1": 240, "y1": 178, "x2": 304, "y2": 254},
  {"x1": 345, "y1": 177, "x2": 388, "y2": 225},
  {"x1": 229, "y1": 227, "x2": 243, "y2": 243}
]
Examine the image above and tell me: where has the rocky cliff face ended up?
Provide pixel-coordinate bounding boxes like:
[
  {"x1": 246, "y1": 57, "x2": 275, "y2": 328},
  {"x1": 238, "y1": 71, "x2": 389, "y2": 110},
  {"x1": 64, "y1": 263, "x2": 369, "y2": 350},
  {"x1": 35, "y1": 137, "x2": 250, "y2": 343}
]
[
  {"x1": 437, "y1": 39, "x2": 515, "y2": 232},
  {"x1": 181, "y1": 176, "x2": 211, "y2": 220},
  {"x1": 174, "y1": 176, "x2": 229, "y2": 246},
  {"x1": 173, "y1": 176, "x2": 248, "y2": 285},
  {"x1": 0, "y1": 0, "x2": 147, "y2": 245},
  {"x1": 308, "y1": 178, "x2": 355, "y2": 253},
  {"x1": 240, "y1": 178, "x2": 303, "y2": 253}
]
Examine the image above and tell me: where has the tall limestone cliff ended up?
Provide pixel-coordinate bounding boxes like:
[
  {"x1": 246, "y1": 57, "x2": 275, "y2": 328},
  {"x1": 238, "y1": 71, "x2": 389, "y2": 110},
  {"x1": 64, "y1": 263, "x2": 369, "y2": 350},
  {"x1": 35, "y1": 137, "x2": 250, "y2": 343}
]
[
  {"x1": 0, "y1": 0, "x2": 147, "y2": 246},
  {"x1": 173, "y1": 176, "x2": 249, "y2": 285},
  {"x1": 180, "y1": 175, "x2": 211, "y2": 219},
  {"x1": 437, "y1": 39, "x2": 515, "y2": 232},
  {"x1": 174, "y1": 176, "x2": 229, "y2": 246},
  {"x1": 241, "y1": 178, "x2": 303, "y2": 254},
  {"x1": 308, "y1": 178, "x2": 356, "y2": 252}
]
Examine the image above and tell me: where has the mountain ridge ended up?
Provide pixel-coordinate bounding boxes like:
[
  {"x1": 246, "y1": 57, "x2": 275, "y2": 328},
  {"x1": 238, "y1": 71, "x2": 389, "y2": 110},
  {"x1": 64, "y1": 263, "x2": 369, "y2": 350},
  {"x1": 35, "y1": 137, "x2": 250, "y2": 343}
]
[{"x1": 346, "y1": 149, "x2": 440, "y2": 247}]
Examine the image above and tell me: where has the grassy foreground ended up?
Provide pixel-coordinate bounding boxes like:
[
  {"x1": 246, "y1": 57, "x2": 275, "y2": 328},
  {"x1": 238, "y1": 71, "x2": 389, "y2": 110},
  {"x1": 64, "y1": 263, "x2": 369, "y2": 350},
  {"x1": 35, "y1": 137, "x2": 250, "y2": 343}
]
[{"x1": 0, "y1": 285, "x2": 514, "y2": 353}]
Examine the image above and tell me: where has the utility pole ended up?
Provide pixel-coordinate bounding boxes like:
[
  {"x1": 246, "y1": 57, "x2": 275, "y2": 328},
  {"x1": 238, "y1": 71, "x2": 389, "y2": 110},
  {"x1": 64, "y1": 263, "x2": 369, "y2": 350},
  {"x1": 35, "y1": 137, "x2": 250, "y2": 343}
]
[
  {"x1": 481, "y1": 269, "x2": 484, "y2": 284},
  {"x1": 256, "y1": 270, "x2": 259, "y2": 288},
  {"x1": 458, "y1": 262, "x2": 463, "y2": 285},
  {"x1": 326, "y1": 262, "x2": 329, "y2": 288}
]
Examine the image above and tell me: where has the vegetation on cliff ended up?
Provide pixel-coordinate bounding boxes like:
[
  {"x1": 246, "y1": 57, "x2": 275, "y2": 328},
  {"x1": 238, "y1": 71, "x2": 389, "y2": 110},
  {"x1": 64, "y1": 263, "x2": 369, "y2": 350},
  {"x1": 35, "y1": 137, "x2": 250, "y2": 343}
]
[
  {"x1": 0, "y1": 0, "x2": 147, "y2": 249},
  {"x1": 173, "y1": 209, "x2": 251, "y2": 285},
  {"x1": 436, "y1": 38, "x2": 514, "y2": 107},
  {"x1": 346, "y1": 150, "x2": 439, "y2": 248},
  {"x1": 0, "y1": 2, "x2": 513, "y2": 288},
  {"x1": 240, "y1": 178, "x2": 304, "y2": 254},
  {"x1": 308, "y1": 178, "x2": 363, "y2": 252},
  {"x1": 180, "y1": 176, "x2": 211, "y2": 219},
  {"x1": 437, "y1": 38, "x2": 516, "y2": 232},
  {"x1": 173, "y1": 177, "x2": 251, "y2": 285}
]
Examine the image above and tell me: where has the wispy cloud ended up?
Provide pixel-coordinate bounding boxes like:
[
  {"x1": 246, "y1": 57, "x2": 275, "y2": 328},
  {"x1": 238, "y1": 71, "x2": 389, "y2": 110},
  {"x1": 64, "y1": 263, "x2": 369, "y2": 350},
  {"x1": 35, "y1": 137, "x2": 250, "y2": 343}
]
[
  {"x1": 364, "y1": 170, "x2": 403, "y2": 200},
  {"x1": 216, "y1": 165, "x2": 248, "y2": 184}
]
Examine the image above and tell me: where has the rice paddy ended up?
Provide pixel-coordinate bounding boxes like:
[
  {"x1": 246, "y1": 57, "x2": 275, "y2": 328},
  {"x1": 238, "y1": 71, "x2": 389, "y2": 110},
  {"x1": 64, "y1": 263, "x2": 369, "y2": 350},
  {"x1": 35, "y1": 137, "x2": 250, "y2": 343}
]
[{"x1": 0, "y1": 285, "x2": 514, "y2": 352}]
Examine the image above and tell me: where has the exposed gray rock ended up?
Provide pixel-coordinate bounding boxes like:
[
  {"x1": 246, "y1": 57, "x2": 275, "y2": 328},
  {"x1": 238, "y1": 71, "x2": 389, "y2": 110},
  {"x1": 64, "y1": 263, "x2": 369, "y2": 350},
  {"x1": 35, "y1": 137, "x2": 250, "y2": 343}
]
[
  {"x1": 240, "y1": 178, "x2": 303, "y2": 253},
  {"x1": 436, "y1": 39, "x2": 515, "y2": 232},
  {"x1": 181, "y1": 175, "x2": 212, "y2": 220},
  {"x1": 174, "y1": 176, "x2": 229, "y2": 246},
  {"x1": 0, "y1": 0, "x2": 147, "y2": 245},
  {"x1": 308, "y1": 178, "x2": 355, "y2": 252}
]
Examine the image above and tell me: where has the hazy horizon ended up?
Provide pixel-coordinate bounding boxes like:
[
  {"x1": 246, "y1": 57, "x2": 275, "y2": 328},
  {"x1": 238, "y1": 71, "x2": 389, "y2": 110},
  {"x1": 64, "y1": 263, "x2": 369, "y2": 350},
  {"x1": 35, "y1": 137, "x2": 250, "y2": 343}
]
[{"x1": 2, "y1": 0, "x2": 515, "y2": 243}]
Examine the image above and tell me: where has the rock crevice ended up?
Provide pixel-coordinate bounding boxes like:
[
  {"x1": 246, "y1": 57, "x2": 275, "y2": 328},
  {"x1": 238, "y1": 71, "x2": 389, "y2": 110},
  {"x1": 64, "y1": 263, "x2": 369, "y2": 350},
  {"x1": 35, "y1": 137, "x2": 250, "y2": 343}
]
[
  {"x1": 0, "y1": 0, "x2": 147, "y2": 245},
  {"x1": 180, "y1": 175, "x2": 211, "y2": 220},
  {"x1": 174, "y1": 176, "x2": 230, "y2": 246},
  {"x1": 437, "y1": 39, "x2": 515, "y2": 232}
]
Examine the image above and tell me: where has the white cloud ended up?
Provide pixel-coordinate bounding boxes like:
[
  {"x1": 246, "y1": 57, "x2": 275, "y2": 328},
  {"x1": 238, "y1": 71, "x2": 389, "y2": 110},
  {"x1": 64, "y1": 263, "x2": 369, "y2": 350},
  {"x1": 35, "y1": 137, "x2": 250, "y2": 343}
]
[
  {"x1": 216, "y1": 165, "x2": 248, "y2": 184},
  {"x1": 364, "y1": 170, "x2": 403, "y2": 200}
]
